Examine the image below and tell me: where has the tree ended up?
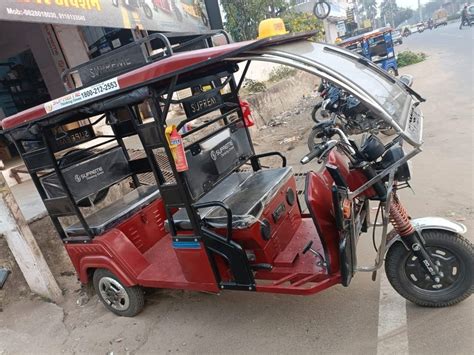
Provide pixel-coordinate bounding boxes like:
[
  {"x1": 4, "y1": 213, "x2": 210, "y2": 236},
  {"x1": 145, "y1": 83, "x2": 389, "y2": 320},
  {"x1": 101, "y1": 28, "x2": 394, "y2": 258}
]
[
  {"x1": 221, "y1": 0, "x2": 290, "y2": 41},
  {"x1": 282, "y1": 12, "x2": 324, "y2": 41},
  {"x1": 393, "y1": 7, "x2": 414, "y2": 27},
  {"x1": 359, "y1": 0, "x2": 377, "y2": 24},
  {"x1": 380, "y1": 0, "x2": 398, "y2": 27}
]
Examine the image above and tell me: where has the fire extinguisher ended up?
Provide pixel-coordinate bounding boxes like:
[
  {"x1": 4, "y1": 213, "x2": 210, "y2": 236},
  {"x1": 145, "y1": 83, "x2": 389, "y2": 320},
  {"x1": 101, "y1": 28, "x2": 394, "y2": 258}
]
[
  {"x1": 165, "y1": 125, "x2": 189, "y2": 172},
  {"x1": 240, "y1": 99, "x2": 255, "y2": 127}
]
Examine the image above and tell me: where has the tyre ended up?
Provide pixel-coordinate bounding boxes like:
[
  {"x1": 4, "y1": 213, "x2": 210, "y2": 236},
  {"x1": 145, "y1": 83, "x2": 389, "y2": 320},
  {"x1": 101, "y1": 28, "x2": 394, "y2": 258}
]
[
  {"x1": 313, "y1": 1, "x2": 331, "y2": 20},
  {"x1": 307, "y1": 127, "x2": 325, "y2": 151},
  {"x1": 143, "y1": 4, "x2": 153, "y2": 19},
  {"x1": 311, "y1": 103, "x2": 329, "y2": 123},
  {"x1": 387, "y1": 67, "x2": 397, "y2": 76},
  {"x1": 385, "y1": 230, "x2": 474, "y2": 307},
  {"x1": 93, "y1": 269, "x2": 145, "y2": 317}
]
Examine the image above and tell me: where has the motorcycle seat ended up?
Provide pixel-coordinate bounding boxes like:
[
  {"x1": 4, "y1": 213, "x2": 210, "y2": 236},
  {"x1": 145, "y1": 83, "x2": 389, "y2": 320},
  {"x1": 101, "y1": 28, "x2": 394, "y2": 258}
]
[{"x1": 168, "y1": 167, "x2": 293, "y2": 231}]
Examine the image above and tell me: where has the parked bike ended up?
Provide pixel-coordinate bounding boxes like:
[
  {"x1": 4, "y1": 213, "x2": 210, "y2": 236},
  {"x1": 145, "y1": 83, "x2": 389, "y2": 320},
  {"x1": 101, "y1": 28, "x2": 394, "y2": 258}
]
[{"x1": 309, "y1": 81, "x2": 395, "y2": 150}]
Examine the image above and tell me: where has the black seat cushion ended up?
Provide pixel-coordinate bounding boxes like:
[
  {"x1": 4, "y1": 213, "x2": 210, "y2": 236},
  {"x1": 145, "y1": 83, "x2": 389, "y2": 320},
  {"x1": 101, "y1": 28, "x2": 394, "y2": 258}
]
[
  {"x1": 65, "y1": 185, "x2": 160, "y2": 236},
  {"x1": 171, "y1": 167, "x2": 293, "y2": 230}
]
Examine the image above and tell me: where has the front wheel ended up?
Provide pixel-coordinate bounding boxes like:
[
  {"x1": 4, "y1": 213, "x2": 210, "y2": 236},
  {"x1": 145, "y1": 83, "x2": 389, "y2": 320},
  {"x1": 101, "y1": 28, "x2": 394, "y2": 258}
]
[
  {"x1": 93, "y1": 269, "x2": 145, "y2": 317},
  {"x1": 307, "y1": 127, "x2": 325, "y2": 151},
  {"x1": 311, "y1": 102, "x2": 329, "y2": 123},
  {"x1": 385, "y1": 230, "x2": 473, "y2": 307}
]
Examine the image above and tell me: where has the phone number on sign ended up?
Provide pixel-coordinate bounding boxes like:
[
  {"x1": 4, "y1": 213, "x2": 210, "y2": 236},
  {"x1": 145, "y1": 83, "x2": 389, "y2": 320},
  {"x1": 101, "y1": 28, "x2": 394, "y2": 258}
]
[{"x1": 80, "y1": 80, "x2": 119, "y2": 99}]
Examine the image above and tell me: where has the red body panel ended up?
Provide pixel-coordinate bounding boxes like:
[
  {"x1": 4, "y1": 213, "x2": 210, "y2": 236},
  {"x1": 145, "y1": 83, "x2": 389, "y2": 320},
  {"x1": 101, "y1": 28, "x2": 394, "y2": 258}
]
[
  {"x1": 66, "y1": 197, "x2": 219, "y2": 292},
  {"x1": 304, "y1": 150, "x2": 371, "y2": 273}
]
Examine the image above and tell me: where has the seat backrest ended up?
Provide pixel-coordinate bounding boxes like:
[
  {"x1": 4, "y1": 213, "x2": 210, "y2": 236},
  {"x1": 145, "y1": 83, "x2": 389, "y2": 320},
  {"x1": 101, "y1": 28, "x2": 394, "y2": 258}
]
[
  {"x1": 182, "y1": 124, "x2": 253, "y2": 200},
  {"x1": 40, "y1": 146, "x2": 131, "y2": 202}
]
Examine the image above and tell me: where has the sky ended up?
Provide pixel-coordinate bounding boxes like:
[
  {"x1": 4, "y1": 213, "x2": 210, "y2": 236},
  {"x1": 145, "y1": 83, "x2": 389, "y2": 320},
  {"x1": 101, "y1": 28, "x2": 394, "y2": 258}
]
[{"x1": 376, "y1": 0, "x2": 431, "y2": 9}]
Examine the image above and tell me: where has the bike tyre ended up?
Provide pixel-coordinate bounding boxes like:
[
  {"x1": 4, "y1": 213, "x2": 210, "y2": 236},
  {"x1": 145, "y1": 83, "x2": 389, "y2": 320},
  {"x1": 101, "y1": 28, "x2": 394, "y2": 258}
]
[{"x1": 385, "y1": 230, "x2": 473, "y2": 307}]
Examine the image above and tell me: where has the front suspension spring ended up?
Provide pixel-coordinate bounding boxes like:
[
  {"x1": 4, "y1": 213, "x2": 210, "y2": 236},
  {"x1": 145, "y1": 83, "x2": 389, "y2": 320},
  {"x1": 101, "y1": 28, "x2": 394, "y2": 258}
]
[{"x1": 389, "y1": 192, "x2": 415, "y2": 237}]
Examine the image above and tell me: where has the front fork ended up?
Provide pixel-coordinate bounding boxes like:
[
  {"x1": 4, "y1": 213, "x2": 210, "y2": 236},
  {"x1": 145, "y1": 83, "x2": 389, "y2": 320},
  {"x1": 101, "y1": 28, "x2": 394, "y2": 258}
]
[{"x1": 389, "y1": 192, "x2": 441, "y2": 281}]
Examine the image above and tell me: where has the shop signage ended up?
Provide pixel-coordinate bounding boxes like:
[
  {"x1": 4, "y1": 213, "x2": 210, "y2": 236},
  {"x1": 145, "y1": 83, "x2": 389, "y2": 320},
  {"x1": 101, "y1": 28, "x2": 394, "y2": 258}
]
[{"x1": 1, "y1": 0, "x2": 210, "y2": 33}]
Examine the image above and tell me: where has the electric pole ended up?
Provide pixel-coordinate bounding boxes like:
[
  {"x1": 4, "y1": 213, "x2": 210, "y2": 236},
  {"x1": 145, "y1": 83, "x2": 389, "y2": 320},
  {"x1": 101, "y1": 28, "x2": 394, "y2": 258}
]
[{"x1": 418, "y1": 0, "x2": 423, "y2": 22}]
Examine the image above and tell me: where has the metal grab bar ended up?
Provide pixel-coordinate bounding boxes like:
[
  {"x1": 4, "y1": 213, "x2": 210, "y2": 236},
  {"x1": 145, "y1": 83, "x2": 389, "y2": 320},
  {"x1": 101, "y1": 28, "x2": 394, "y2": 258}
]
[
  {"x1": 194, "y1": 201, "x2": 233, "y2": 242},
  {"x1": 253, "y1": 152, "x2": 287, "y2": 167}
]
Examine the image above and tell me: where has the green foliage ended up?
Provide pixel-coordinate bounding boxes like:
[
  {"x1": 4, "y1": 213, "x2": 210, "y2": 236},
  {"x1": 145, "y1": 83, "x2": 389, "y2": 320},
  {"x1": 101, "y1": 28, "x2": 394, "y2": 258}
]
[
  {"x1": 221, "y1": 0, "x2": 290, "y2": 41},
  {"x1": 397, "y1": 51, "x2": 427, "y2": 68},
  {"x1": 243, "y1": 79, "x2": 267, "y2": 93},
  {"x1": 268, "y1": 66, "x2": 297, "y2": 83},
  {"x1": 281, "y1": 12, "x2": 324, "y2": 40}
]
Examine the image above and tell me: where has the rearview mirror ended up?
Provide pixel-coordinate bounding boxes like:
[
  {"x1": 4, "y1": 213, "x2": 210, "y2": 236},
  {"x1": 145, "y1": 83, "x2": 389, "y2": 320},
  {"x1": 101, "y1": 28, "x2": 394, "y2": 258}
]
[{"x1": 399, "y1": 74, "x2": 414, "y2": 87}]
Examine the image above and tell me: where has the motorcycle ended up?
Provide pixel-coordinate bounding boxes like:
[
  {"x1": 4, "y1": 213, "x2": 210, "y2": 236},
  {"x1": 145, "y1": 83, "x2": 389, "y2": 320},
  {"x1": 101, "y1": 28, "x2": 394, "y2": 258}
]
[
  {"x1": 309, "y1": 81, "x2": 395, "y2": 150},
  {"x1": 112, "y1": 0, "x2": 153, "y2": 20}
]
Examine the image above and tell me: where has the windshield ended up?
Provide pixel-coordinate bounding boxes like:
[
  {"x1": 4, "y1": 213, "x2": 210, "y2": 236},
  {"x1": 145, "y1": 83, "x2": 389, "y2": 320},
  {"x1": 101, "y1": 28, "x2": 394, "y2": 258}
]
[{"x1": 259, "y1": 41, "x2": 411, "y2": 126}]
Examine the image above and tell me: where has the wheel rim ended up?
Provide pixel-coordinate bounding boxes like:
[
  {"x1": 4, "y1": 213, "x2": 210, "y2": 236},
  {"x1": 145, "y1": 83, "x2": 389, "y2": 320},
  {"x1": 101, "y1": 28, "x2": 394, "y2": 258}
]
[
  {"x1": 98, "y1": 277, "x2": 130, "y2": 311},
  {"x1": 404, "y1": 246, "x2": 462, "y2": 291}
]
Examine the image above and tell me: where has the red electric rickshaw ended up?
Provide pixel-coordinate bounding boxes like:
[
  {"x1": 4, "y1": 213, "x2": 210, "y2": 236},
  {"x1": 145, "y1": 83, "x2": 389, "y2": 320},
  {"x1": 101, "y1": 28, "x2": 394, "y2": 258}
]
[{"x1": 1, "y1": 31, "x2": 472, "y2": 316}]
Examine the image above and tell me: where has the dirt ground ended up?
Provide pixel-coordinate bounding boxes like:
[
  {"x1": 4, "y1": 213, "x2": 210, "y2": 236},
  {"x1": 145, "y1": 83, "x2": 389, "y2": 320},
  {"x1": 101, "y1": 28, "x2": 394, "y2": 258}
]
[{"x1": 1, "y1": 26, "x2": 473, "y2": 354}]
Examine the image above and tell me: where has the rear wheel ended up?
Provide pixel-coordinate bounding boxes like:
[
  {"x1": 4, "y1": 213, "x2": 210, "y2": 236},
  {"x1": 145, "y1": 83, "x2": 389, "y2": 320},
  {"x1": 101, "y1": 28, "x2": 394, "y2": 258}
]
[
  {"x1": 385, "y1": 230, "x2": 473, "y2": 307},
  {"x1": 93, "y1": 269, "x2": 145, "y2": 317}
]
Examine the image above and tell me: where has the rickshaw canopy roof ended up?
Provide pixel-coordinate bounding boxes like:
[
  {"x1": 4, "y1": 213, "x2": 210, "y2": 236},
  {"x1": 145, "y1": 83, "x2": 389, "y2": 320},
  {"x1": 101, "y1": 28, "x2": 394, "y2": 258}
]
[
  {"x1": 339, "y1": 27, "x2": 393, "y2": 47},
  {"x1": 1, "y1": 31, "x2": 422, "y2": 146},
  {"x1": 0, "y1": 33, "x2": 314, "y2": 131}
]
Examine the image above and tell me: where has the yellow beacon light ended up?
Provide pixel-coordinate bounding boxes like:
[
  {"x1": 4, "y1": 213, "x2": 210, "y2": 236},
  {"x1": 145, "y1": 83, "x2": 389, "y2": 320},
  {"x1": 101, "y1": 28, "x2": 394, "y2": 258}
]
[{"x1": 258, "y1": 18, "x2": 289, "y2": 39}]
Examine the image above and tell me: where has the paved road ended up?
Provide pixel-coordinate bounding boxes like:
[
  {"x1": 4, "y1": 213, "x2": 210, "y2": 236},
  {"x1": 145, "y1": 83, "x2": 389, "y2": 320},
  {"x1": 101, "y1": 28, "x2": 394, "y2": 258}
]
[
  {"x1": 1, "y1": 22, "x2": 473, "y2": 355},
  {"x1": 386, "y1": 22, "x2": 474, "y2": 355}
]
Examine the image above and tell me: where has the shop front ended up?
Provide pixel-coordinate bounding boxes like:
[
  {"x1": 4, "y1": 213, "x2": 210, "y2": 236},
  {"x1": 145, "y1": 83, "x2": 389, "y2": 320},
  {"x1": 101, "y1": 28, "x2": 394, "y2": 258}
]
[{"x1": 0, "y1": 0, "x2": 220, "y2": 164}]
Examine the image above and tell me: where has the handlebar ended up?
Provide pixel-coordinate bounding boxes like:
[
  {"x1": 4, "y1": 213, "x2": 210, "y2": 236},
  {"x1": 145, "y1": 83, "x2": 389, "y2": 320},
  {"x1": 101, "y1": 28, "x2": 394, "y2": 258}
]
[{"x1": 301, "y1": 141, "x2": 335, "y2": 164}]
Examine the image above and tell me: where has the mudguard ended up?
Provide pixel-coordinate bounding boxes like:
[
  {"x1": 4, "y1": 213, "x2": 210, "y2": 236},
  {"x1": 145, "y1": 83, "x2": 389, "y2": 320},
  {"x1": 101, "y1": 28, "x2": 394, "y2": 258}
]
[{"x1": 386, "y1": 217, "x2": 467, "y2": 250}]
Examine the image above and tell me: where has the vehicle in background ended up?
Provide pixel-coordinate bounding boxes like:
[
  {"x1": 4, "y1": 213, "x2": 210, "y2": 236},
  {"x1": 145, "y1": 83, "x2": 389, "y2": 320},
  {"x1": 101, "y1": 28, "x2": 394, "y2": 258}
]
[
  {"x1": 391, "y1": 29, "x2": 403, "y2": 45},
  {"x1": 433, "y1": 8, "x2": 449, "y2": 28},
  {"x1": 339, "y1": 27, "x2": 398, "y2": 76},
  {"x1": 467, "y1": 5, "x2": 474, "y2": 25},
  {"x1": 416, "y1": 22, "x2": 425, "y2": 33},
  {"x1": 400, "y1": 25, "x2": 411, "y2": 37}
]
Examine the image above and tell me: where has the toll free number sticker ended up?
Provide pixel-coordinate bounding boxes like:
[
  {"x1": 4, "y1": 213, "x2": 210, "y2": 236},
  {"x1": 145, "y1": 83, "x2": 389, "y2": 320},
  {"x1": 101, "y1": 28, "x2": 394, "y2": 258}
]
[{"x1": 44, "y1": 78, "x2": 120, "y2": 113}]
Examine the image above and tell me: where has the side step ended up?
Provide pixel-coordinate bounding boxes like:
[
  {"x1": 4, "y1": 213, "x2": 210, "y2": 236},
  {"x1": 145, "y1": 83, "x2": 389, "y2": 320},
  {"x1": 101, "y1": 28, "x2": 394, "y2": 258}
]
[{"x1": 256, "y1": 273, "x2": 341, "y2": 296}]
